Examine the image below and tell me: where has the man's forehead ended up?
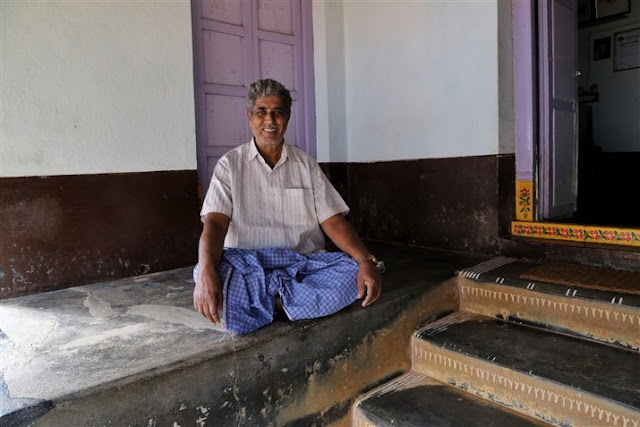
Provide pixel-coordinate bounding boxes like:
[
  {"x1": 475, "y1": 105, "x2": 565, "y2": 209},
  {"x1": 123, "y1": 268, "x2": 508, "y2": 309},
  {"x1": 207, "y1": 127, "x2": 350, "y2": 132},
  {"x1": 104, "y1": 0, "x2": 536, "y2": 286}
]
[{"x1": 253, "y1": 96, "x2": 284, "y2": 109}]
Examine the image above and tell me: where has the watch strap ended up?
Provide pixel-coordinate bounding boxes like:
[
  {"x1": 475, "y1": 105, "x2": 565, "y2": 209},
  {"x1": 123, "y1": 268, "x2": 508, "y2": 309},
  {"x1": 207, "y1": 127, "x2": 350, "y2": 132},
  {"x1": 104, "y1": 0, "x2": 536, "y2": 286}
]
[{"x1": 357, "y1": 254, "x2": 378, "y2": 265}]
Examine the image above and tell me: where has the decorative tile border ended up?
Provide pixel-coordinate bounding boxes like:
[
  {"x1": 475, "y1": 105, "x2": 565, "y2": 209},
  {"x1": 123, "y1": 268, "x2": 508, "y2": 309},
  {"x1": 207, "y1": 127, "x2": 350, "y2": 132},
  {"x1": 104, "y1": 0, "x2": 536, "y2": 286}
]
[
  {"x1": 515, "y1": 181, "x2": 535, "y2": 221},
  {"x1": 512, "y1": 221, "x2": 640, "y2": 248}
]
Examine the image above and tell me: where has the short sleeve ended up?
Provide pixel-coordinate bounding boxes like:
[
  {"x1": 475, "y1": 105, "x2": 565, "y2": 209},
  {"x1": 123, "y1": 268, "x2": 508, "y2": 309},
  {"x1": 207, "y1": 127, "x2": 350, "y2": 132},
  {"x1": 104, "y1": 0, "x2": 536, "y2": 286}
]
[
  {"x1": 200, "y1": 156, "x2": 233, "y2": 221},
  {"x1": 310, "y1": 162, "x2": 349, "y2": 223}
]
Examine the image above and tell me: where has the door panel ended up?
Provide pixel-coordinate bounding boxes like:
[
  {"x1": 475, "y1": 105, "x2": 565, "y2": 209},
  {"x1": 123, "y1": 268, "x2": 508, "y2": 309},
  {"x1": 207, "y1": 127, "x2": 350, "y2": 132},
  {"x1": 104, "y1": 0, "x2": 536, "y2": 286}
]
[
  {"x1": 259, "y1": 41, "x2": 295, "y2": 88},
  {"x1": 552, "y1": 1, "x2": 577, "y2": 101},
  {"x1": 539, "y1": 0, "x2": 579, "y2": 219},
  {"x1": 203, "y1": 31, "x2": 246, "y2": 86},
  {"x1": 258, "y1": 0, "x2": 294, "y2": 34},
  {"x1": 192, "y1": 0, "x2": 315, "y2": 194},
  {"x1": 552, "y1": 108, "x2": 576, "y2": 208},
  {"x1": 201, "y1": 0, "x2": 242, "y2": 25}
]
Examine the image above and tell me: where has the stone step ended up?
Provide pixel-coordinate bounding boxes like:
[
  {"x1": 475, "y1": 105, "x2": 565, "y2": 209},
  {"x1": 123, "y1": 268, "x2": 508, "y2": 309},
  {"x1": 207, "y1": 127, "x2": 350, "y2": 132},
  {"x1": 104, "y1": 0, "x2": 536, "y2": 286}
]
[
  {"x1": 412, "y1": 311, "x2": 640, "y2": 426},
  {"x1": 458, "y1": 257, "x2": 640, "y2": 351},
  {"x1": 353, "y1": 371, "x2": 543, "y2": 426}
]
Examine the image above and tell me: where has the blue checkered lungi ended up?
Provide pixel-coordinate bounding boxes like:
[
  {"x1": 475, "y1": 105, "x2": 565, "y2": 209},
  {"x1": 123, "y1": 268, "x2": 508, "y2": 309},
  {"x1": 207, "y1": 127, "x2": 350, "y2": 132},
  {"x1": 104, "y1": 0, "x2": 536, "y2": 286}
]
[{"x1": 193, "y1": 248, "x2": 359, "y2": 334}]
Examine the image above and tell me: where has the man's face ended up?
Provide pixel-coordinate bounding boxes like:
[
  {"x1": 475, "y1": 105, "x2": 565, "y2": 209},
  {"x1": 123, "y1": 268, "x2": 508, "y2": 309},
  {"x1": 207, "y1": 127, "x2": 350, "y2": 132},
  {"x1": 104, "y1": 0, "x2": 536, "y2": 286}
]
[{"x1": 247, "y1": 96, "x2": 289, "y2": 149}]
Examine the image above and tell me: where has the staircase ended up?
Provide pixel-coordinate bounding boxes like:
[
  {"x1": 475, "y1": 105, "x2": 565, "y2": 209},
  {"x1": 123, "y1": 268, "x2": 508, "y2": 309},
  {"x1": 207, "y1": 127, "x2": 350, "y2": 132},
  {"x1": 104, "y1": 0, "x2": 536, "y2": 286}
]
[{"x1": 353, "y1": 258, "x2": 640, "y2": 426}]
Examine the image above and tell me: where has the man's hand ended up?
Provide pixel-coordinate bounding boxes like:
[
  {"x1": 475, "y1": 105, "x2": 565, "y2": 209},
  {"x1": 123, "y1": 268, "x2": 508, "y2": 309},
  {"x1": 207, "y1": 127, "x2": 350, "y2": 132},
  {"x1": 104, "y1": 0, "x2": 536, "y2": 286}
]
[
  {"x1": 320, "y1": 214, "x2": 383, "y2": 307},
  {"x1": 193, "y1": 263, "x2": 223, "y2": 324},
  {"x1": 194, "y1": 212, "x2": 230, "y2": 324},
  {"x1": 357, "y1": 260, "x2": 382, "y2": 307}
]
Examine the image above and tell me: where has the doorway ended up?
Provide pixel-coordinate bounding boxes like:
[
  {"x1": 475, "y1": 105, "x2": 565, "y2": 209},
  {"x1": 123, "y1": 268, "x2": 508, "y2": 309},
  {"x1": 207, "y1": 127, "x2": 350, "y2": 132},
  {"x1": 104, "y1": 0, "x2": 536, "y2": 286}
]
[
  {"x1": 511, "y1": 0, "x2": 640, "y2": 247},
  {"x1": 534, "y1": 0, "x2": 640, "y2": 227},
  {"x1": 566, "y1": 0, "x2": 640, "y2": 227}
]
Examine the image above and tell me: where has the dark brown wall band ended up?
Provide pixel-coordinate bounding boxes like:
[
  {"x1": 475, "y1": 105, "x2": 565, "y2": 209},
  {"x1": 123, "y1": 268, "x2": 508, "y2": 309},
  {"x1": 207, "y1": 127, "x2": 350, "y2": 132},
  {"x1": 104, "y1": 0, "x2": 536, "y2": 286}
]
[
  {"x1": 1, "y1": 171, "x2": 201, "y2": 299},
  {"x1": 2, "y1": 155, "x2": 514, "y2": 299},
  {"x1": 322, "y1": 154, "x2": 514, "y2": 254}
]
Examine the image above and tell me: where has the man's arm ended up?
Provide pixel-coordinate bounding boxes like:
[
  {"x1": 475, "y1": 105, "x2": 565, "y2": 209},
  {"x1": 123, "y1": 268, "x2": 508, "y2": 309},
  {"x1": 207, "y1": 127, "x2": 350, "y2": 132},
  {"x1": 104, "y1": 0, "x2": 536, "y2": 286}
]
[
  {"x1": 320, "y1": 214, "x2": 382, "y2": 307},
  {"x1": 194, "y1": 212, "x2": 230, "y2": 323}
]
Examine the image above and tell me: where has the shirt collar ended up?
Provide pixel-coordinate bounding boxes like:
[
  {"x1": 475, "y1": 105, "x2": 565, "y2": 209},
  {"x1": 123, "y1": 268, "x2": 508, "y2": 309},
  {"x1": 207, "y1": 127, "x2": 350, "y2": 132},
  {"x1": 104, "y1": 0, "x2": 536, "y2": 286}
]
[
  {"x1": 245, "y1": 138, "x2": 260, "y2": 162},
  {"x1": 245, "y1": 138, "x2": 294, "y2": 168}
]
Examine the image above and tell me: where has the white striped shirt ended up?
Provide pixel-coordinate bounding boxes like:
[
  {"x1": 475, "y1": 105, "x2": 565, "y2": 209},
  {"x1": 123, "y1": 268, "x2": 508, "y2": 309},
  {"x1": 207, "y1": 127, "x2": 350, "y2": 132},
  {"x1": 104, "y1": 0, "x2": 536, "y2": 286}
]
[{"x1": 201, "y1": 140, "x2": 349, "y2": 254}]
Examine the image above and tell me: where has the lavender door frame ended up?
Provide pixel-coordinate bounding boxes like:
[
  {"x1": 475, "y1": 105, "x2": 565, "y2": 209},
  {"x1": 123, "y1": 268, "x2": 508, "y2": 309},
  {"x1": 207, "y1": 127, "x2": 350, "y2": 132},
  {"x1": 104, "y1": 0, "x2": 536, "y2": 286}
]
[{"x1": 513, "y1": 0, "x2": 538, "y2": 221}]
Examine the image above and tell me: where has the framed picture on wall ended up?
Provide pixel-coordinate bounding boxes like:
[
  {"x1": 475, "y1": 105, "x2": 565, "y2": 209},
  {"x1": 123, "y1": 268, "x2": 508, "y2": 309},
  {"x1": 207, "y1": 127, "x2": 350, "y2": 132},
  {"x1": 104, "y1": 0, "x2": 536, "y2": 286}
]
[
  {"x1": 595, "y1": 0, "x2": 630, "y2": 19},
  {"x1": 614, "y1": 27, "x2": 640, "y2": 71},
  {"x1": 594, "y1": 36, "x2": 611, "y2": 60}
]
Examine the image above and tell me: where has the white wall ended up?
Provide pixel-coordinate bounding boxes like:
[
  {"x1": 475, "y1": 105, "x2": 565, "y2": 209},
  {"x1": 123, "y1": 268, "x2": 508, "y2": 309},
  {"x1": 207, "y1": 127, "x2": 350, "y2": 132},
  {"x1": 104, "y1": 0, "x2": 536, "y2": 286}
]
[
  {"x1": 313, "y1": 0, "x2": 348, "y2": 162},
  {"x1": 1, "y1": 2, "x2": 196, "y2": 177},
  {"x1": 498, "y1": 0, "x2": 515, "y2": 155},
  {"x1": 578, "y1": 2, "x2": 640, "y2": 152},
  {"x1": 314, "y1": 0, "x2": 500, "y2": 163}
]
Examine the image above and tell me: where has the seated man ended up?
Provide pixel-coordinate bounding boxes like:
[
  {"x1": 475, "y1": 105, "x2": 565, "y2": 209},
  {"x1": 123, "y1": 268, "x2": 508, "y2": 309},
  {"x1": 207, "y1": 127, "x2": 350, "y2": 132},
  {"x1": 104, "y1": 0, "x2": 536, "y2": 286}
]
[{"x1": 193, "y1": 79, "x2": 382, "y2": 333}]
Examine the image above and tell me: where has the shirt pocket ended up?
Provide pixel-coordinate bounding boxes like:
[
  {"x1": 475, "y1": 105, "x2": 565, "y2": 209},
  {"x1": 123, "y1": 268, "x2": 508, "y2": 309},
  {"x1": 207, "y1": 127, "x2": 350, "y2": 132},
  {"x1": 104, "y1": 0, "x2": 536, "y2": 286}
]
[{"x1": 282, "y1": 188, "x2": 315, "y2": 226}]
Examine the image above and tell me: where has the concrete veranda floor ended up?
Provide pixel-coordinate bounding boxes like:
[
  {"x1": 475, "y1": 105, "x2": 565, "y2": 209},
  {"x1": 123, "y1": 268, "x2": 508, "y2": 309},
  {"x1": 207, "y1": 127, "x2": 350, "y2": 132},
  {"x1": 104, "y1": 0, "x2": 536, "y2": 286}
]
[{"x1": 0, "y1": 242, "x2": 489, "y2": 426}]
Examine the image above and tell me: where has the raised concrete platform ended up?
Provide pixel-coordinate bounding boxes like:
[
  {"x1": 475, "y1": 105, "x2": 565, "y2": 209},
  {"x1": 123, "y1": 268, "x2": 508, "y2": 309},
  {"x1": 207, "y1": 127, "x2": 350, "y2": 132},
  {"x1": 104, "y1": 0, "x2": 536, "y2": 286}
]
[{"x1": 0, "y1": 242, "x2": 488, "y2": 426}]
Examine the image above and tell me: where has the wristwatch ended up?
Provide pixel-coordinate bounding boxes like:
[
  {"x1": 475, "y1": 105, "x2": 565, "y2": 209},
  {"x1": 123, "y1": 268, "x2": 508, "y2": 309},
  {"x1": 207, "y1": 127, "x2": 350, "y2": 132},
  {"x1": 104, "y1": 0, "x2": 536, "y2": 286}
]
[{"x1": 357, "y1": 254, "x2": 378, "y2": 265}]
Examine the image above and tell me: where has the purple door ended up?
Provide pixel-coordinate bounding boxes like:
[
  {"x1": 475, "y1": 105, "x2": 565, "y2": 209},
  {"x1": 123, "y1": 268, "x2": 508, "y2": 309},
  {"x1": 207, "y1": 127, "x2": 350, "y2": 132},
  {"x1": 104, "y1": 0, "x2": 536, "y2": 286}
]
[
  {"x1": 191, "y1": 0, "x2": 316, "y2": 194},
  {"x1": 538, "y1": 0, "x2": 579, "y2": 219}
]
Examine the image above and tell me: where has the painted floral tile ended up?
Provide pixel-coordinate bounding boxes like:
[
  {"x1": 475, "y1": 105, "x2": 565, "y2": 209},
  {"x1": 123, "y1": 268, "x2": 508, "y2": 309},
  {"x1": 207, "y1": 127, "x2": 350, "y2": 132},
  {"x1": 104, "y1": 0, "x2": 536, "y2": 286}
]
[
  {"x1": 512, "y1": 221, "x2": 640, "y2": 247},
  {"x1": 515, "y1": 181, "x2": 534, "y2": 221}
]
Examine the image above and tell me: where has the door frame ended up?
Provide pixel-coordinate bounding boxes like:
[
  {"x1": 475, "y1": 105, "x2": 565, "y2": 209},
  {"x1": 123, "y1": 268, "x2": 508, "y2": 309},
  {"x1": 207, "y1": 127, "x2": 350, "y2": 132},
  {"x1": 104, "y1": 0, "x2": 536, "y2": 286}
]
[{"x1": 512, "y1": 0, "x2": 537, "y2": 223}]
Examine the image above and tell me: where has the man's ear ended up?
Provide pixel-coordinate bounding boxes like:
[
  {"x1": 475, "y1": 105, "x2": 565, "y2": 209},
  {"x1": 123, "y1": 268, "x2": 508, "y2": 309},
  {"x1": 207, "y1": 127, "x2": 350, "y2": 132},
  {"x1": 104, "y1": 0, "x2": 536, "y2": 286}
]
[{"x1": 246, "y1": 110, "x2": 252, "y2": 121}]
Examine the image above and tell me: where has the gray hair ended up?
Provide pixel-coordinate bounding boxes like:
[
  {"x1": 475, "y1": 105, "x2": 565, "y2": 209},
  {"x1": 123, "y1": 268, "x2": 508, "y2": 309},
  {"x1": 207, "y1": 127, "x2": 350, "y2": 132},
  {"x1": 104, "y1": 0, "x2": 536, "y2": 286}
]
[{"x1": 246, "y1": 79, "x2": 292, "y2": 119}]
